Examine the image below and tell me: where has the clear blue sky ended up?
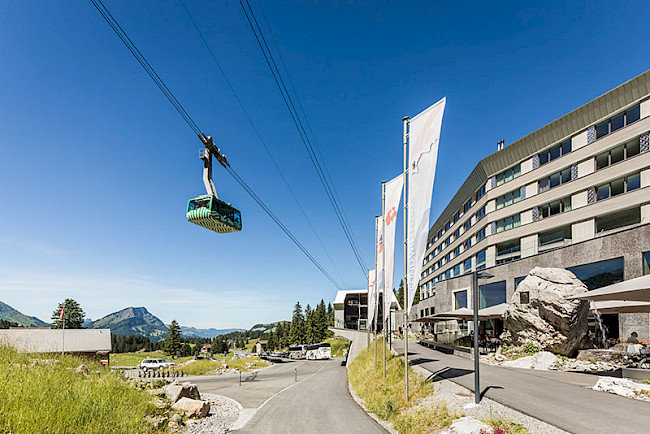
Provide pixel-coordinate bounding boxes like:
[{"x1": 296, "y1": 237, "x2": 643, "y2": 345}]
[{"x1": 0, "y1": 1, "x2": 648, "y2": 328}]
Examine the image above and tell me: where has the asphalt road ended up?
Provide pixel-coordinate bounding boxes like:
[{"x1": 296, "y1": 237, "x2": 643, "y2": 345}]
[
  {"x1": 393, "y1": 340, "x2": 650, "y2": 434},
  {"x1": 234, "y1": 358, "x2": 386, "y2": 433}
]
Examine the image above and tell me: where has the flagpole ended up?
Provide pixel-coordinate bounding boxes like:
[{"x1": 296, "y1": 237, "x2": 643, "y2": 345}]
[
  {"x1": 374, "y1": 216, "x2": 378, "y2": 370},
  {"x1": 402, "y1": 116, "x2": 409, "y2": 401},
  {"x1": 61, "y1": 309, "x2": 65, "y2": 356},
  {"x1": 382, "y1": 181, "x2": 387, "y2": 382},
  {"x1": 367, "y1": 269, "x2": 370, "y2": 350}
]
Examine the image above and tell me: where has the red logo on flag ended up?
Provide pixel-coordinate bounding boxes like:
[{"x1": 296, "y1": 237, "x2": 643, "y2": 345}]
[
  {"x1": 386, "y1": 207, "x2": 397, "y2": 225},
  {"x1": 59, "y1": 306, "x2": 65, "y2": 321}
]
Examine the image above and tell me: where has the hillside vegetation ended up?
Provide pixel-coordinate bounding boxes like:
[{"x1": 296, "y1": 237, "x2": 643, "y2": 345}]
[
  {"x1": 0, "y1": 345, "x2": 166, "y2": 434},
  {"x1": 0, "y1": 301, "x2": 48, "y2": 327}
]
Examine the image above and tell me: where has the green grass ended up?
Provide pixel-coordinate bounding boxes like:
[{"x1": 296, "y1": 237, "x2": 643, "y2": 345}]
[
  {"x1": 244, "y1": 339, "x2": 259, "y2": 353},
  {"x1": 0, "y1": 345, "x2": 167, "y2": 434},
  {"x1": 324, "y1": 337, "x2": 350, "y2": 358},
  {"x1": 225, "y1": 354, "x2": 269, "y2": 371},
  {"x1": 349, "y1": 338, "x2": 457, "y2": 433},
  {"x1": 109, "y1": 350, "x2": 193, "y2": 367},
  {"x1": 482, "y1": 417, "x2": 530, "y2": 434}
]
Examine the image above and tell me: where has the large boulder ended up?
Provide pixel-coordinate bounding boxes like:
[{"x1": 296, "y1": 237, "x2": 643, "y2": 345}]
[
  {"x1": 501, "y1": 267, "x2": 589, "y2": 356},
  {"x1": 171, "y1": 397, "x2": 210, "y2": 418},
  {"x1": 502, "y1": 351, "x2": 559, "y2": 370},
  {"x1": 164, "y1": 382, "x2": 200, "y2": 403}
]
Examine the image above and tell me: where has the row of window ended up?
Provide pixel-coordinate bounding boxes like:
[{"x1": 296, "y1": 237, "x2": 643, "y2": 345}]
[
  {"x1": 540, "y1": 196, "x2": 571, "y2": 219},
  {"x1": 596, "y1": 172, "x2": 641, "y2": 201},
  {"x1": 496, "y1": 213, "x2": 521, "y2": 233},
  {"x1": 424, "y1": 103, "x2": 644, "y2": 267}
]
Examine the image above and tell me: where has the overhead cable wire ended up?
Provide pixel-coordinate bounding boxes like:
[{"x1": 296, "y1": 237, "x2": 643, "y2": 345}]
[
  {"x1": 179, "y1": 0, "x2": 347, "y2": 288},
  {"x1": 238, "y1": 0, "x2": 368, "y2": 277},
  {"x1": 89, "y1": 0, "x2": 341, "y2": 289}
]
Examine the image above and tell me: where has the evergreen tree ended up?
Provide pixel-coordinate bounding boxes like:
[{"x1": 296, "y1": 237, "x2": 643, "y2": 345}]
[
  {"x1": 315, "y1": 299, "x2": 328, "y2": 341},
  {"x1": 163, "y1": 320, "x2": 182, "y2": 356},
  {"x1": 396, "y1": 279, "x2": 404, "y2": 309},
  {"x1": 0, "y1": 319, "x2": 20, "y2": 329},
  {"x1": 327, "y1": 302, "x2": 334, "y2": 327},
  {"x1": 305, "y1": 305, "x2": 316, "y2": 344},
  {"x1": 51, "y1": 299, "x2": 85, "y2": 329},
  {"x1": 290, "y1": 302, "x2": 305, "y2": 344}
]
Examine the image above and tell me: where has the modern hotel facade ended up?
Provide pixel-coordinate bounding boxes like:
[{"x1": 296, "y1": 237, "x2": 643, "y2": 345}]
[{"x1": 413, "y1": 70, "x2": 650, "y2": 341}]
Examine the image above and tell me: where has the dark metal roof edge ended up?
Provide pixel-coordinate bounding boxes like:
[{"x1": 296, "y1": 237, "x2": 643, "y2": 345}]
[{"x1": 427, "y1": 69, "x2": 650, "y2": 241}]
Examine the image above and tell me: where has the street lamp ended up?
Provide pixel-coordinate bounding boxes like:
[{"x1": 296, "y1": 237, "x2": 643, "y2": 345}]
[{"x1": 472, "y1": 270, "x2": 494, "y2": 405}]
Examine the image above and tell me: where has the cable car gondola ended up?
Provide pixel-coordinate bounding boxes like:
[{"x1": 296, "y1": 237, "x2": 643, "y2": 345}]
[{"x1": 186, "y1": 137, "x2": 242, "y2": 233}]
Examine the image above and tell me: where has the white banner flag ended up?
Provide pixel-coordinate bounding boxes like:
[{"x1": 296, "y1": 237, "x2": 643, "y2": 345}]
[
  {"x1": 367, "y1": 268, "x2": 376, "y2": 326},
  {"x1": 383, "y1": 175, "x2": 403, "y2": 314},
  {"x1": 375, "y1": 215, "x2": 384, "y2": 328},
  {"x1": 407, "y1": 97, "x2": 446, "y2": 312}
]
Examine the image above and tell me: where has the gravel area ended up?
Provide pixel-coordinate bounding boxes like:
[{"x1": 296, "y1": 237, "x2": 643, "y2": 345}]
[{"x1": 183, "y1": 393, "x2": 241, "y2": 434}]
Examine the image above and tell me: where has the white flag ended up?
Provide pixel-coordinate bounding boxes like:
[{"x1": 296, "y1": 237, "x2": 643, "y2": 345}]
[
  {"x1": 383, "y1": 175, "x2": 403, "y2": 314},
  {"x1": 407, "y1": 97, "x2": 446, "y2": 312},
  {"x1": 367, "y1": 268, "x2": 376, "y2": 326},
  {"x1": 375, "y1": 216, "x2": 383, "y2": 327}
]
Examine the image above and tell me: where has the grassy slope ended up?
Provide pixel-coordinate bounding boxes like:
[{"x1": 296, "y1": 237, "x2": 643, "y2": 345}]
[
  {"x1": 110, "y1": 350, "x2": 195, "y2": 367},
  {"x1": 0, "y1": 301, "x2": 48, "y2": 327},
  {"x1": 111, "y1": 350, "x2": 269, "y2": 374},
  {"x1": 0, "y1": 346, "x2": 165, "y2": 434},
  {"x1": 324, "y1": 337, "x2": 350, "y2": 358}
]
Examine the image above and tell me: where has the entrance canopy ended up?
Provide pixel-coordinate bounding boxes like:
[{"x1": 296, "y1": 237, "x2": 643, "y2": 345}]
[
  {"x1": 567, "y1": 274, "x2": 650, "y2": 302},
  {"x1": 589, "y1": 300, "x2": 650, "y2": 314}
]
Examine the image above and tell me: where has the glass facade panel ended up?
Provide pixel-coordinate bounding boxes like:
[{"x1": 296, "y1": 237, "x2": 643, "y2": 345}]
[
  {"x1": 550, "y1": 172, "x2": 561, "y2": 188},
  {"x1": 568, "y1": 257, "x2": 624, "y2": 290},
  {"x1": 596, "y1": 121, "x2": 609, "y2": 138},
  {"x1": 561, "y1": 140, "x2": 572, "y2": 155},
  {"x1": 550, "y1": 145, "x2": 561, "y2": 160},
  {"x1": 611, "y1": 145, "x2": 625, "y2": 165},
  {"x1": 540, "y1": 152, "x2": 549, "y2": 165},
  {"x1": 539, "y1": 177, "x2": 550, "y2": 192},
  {"x1": 626, "y1": 105, "x2": 641, "y2": 124},
  {"x1": 539, "y1": 226, "x2": 571, "y2": 247},
  {"x1": 611, "y1": 178, "x2": 625, "y2": 196},
  {"x1": 643, "y1": 252, "x2": 650, "y2": 275},
  {"x1": 477, "y1": 249, "x2": 486, "y2": 264},
  {"x1": 627, "y1": 138, "x2": 640, "y2": 157},
  {"x1": 453, "y1": 264, "x2": 461, "y2": 276},
  {"x1": 610, "y1": 113, "x2": 624, "y2": 132},
  {"x1": 595, "y1": 207, "x2": 641, "y2": 233},
  {"x1": 463, "y1": 258, "x2": 472, "y2": 272},
  {"x1": 597, "y1": 185, "x2": 610, "y2": 201},
  {"x1": 596, "y1": 152, "x2": 609, "y2": 170},
  {"x1": 561, "y1": 168, "x2": 571, "y2": 184},
  {"x1": 496, "y1": 239, "x2": 520, "y2": 256},
  {"x1": 515, "y1": 276, "x2": 526, "y2": 288},
  {"x1": 479, "y1": 281, "x2": 506, "y2": 308},
  {"x1": 455, "y1": 291, "x2": 468, "y2": 309},
  {"x1": 627, "y1": 173, "x2": 641, "y2": 191}
]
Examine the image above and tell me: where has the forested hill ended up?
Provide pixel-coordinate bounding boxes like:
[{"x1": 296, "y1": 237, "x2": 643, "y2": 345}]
[{"x1": 0, "y1": 301, "x2": 48, "y2": 328}]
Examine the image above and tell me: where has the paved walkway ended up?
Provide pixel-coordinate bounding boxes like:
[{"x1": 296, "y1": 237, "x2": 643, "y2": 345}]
[
  {"x1": 192, "y1": 358, "x2": 386, "y2": 433},
  {"x1": 393, "y1": 340, "x2": 649, "y2": 434}
]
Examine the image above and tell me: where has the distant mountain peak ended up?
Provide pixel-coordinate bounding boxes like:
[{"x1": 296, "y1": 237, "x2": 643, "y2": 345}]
[
  {"x1": 86, "y1": 306, "x2": 167, "y2": 340},
  {"x1": 0, "y1": 301, "x2": 48, "y2": 328}
]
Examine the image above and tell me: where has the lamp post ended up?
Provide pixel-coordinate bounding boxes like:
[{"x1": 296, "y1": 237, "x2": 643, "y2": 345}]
[{"x1": 472, "y1": 270, "x2": 494, "y2": 405}]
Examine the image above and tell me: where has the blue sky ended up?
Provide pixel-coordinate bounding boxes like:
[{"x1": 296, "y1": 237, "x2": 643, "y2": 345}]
[{"x1": 0, "y1": 1, "x2": 648, "y2": 328}]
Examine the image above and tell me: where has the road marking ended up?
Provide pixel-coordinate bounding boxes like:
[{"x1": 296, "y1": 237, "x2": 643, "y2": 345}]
[{"x1": 230, "y1": 361, "x2": 329, "y2": 431}]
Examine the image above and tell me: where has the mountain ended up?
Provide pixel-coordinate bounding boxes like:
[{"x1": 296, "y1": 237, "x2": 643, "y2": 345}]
[
  {"x1": 180, "y1": 326, "x2": 245, "y2": 338},
  {"x1": 0, "y1": 301, "x2": 48, "y2": 327},
  {"x1": 249, "y1": 322, "x2": 285, "y2": 333},
  {"x1": 86, "y1": 307, "x2": 167, "y2": 340}
]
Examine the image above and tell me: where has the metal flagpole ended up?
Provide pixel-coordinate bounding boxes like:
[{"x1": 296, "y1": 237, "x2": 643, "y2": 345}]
[
  {"x1": 402, "y1": 116, "x2": 409, "y2": 401},
  {"x1": 61, "y1": 308, "x2": 65, "y2": 356},
  {"x1": 374, "y1": 216, "x2": 378, "y2": 369},
  {"x1": 366, "y1": 270, "x2": 370, "y2": 350},
  {"x1": 382, "y1": 181, "x2": 387, "y2": 381}
]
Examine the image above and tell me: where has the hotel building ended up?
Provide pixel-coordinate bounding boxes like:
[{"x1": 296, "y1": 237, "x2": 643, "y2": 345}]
[{"x1": 413, "y1": 70, "x2": 650, "y2": 341}]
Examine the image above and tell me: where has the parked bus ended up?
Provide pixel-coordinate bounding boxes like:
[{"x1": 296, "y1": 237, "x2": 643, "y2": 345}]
[
  {"x1": 288, "y1": 345, "x2": 307, "y2": 359},
  {"x1": 306, "y1": 343, "x2": 331, "y2": 360}
]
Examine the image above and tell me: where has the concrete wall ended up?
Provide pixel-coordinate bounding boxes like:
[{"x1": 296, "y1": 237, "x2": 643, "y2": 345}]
[{"x1": 329, "y1": 327, "x2": 369, "y2": 368}]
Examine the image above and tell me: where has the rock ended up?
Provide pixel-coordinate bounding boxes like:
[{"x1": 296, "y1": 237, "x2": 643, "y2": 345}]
[
  {"x1": 576, "y1": 349, "x2": 624, "y2": 363},
  {"x1": 75, "y1": 364, "x2": 90, "y2": 374},
  {"x1": 164, "y1": 382, "x2": 200, "y2": 403},
  {"x1": 501, "y1": 267, "x2": 589, "y2": 356},
  {"x1": 494, "y1": 346, "x2": 505, "y2": 362},
  {"x1": 441, "y1": 416, "x2": 493, "y2": 434},
  {"x1": 146, "y1": 415, "x2": 167, "y2": 429},
  {"x1": 170, "y1": 413, "x2": 182, "y2": 424},
  {"x1": 171, "y1": 398, "x2": 210, "y2": 418},
  {"x1": 502, "y1": 351, "x2": 558, "y2": 370},
  {"x1": 593, "y1": 377, "x2": 650, "y2": 400},
  {"x1": 611, "y1": 343, "x2": 643, "y2": 354}
]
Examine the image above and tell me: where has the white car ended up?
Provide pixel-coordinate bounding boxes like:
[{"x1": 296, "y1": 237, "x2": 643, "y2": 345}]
[{"x1": 139, "y1": 358, "x2": 175, "y2": 371}]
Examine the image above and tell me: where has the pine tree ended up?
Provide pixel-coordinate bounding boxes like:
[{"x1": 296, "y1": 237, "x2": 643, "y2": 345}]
[
  {"x1": 305, "y1": 305, "x2": 316, "y2": 344},
  {"x1": 327, "y1": 302, "x2": 334, "y2": 327},
  {"x1": 51, "y1": 299, "x2": 85, "y2": 329},
  {"x1": 315, "y1": 299, "x2": 328, "y2": 341},
  {"x1": 163, "y1": 320, "x2": 182, "y2": 356},
  {"x1": 290, "y1": 302, "x2": 305, "y2": 344},
  {"x1": 396, "y1": 279, "x2": 404, "y2": 308}
]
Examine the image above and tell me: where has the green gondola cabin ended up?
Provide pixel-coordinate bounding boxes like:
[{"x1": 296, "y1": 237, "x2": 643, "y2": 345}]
[{"x1": 186, "y1": 195, "x2": 242, "y2": 233}]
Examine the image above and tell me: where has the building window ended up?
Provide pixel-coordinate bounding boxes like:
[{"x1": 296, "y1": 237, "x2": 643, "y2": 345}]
[
  {"x1": 454, "y1": 290, "x2": 468, "y2": 309},
  {"x1": 539, "y1": 197, "x2": 572, "y2": 219},
  {"x1": 496, "y1": 164, "x2": 521, "y2": 186},
  {"x1": 496, "y1": 214, "x2": 521, "y2": 233},
  {"x1": 496, "y1": 239, "x2": 520, "y2": 257},
  {"x1": 445, "y1": 237, "x2": 451, "y2": 247},
  {"x1": 444, "y1": 253, "x2": 451, "y2": 263},
  {"x1": 438, "y1": 229, "x2": 443, "y2": 239},
  {"x1": 515, "y1": 276, "x2": 526, "y2": 288},
  {"x1": 453, "y1": 264, "x2": 461, "y2": 276},
  {"x1": 595, "y1": 105, "x2": 640, "y2": 139},
  {"x1": 445, "y1": 269, "x2": 451, "y2": 279},
  {"x1": 479, "y1": 281, "x2": 506, "y2": 308},
  {"x1": 463, "y1": 239, "x2": 472, "y2": 250},
  {"x1": 568, "y1": 257, "x2": 624, "y2": 290},
  {"x1": 454, "y1": 210, "x2": 462, "y2": 223},
  {"x1": 539, "y1": 226, "x2": 572, "y2": 248},
  {"x1": 496, "y1": 188, "x2": 522, "y2": 209},
  {"x1": 476, "y1": 227, "x2": 486, "y2": 241},
  {"x1": 596, "y1": 173, "x2": 641, "y2": 201},
  {"x1": 539, "y1": 167, "x2": 572, "y2": 193},
  {"x1": 464, "y1": 199, "x2": 473, "y2": 213},
  {"x1": 476, "y1": 249, "x2": 486, "y2": 270},
  {"x1": 445, "y1": 221, "x2": 451, "y2": 231},
  {"x1": 476, "y1": 206, "x2": 486, "y2": 222},
  {"x1": 453, "y1": 229, "x2": 460, "y2": 240},
  {"x1": 643, "y1": 252, "x2": 650, "y2": 275},
  {"x1": 463, "y1": 258, "x2": 472, "y2": 273},
  {"x1": 595, "y1": 138, "x2": 641, "y2": 170},
  {"x1": 476, "y1": 185, "x2": 486, "y2": 201},
  {"x1": 453, "y1": 246, "x2": 460, "y2": 258},
  {"x1": 596, "y1": 207, "x2": 641, "y2": 233},
  {"x1": 539, "y1": 139, "x2": 572, "y2": 166},
  {"x1": 464, "y1": 220, "x2": 472, "y2": 232},
  {"x1": 520, "y1": 291, "x2": 530, "y2": 304}
]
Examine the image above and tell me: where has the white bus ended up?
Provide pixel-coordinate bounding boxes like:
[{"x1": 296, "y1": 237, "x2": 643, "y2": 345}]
[
  {"x1": 306, "y1": 343, "x2": 331, "y2": 360},
  {"x1": 288, "y1": 345, "x2": 307, "y2": 359}
]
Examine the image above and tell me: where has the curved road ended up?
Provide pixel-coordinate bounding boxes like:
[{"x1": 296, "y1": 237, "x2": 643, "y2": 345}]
[{"x1": 190, "y1": 358, "x2": 386, "y2": 433}]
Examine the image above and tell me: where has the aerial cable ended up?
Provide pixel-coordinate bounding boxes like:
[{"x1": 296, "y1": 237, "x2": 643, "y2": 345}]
[
  {"x1": 178, "y1": 0, "x2": 347, "y2": 288},
  {"x1": 89, "y1": 0, "x2": 341, "y2": 289},
  {"x1": 238, "y1": 0, "x2": 368, "y2": 277}
]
